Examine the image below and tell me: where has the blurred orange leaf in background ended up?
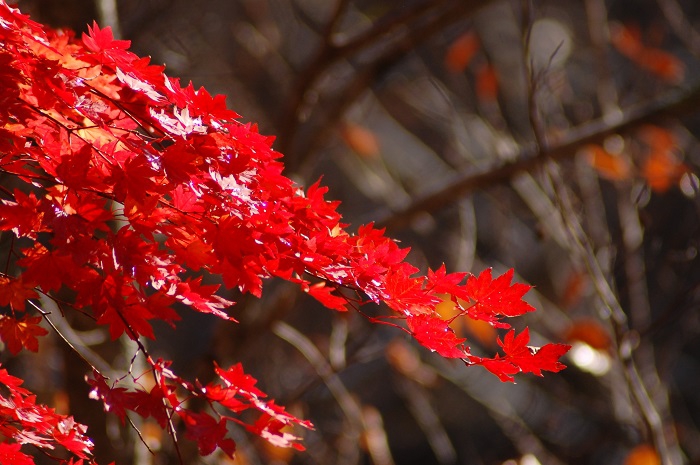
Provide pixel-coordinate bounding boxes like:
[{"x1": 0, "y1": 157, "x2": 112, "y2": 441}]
[
  {"x1": 586, "y1": 144, "x2": 632, "y2": 181},
  {"x1": 434, "y1": 295, "x2": 497, "y2": 347},
  {"x1": 445, "y1": 30, "x2": 480, "y2": 73},
  {"x1": 639, "y1": 125, "x2": 687, "y2": 192},
  {"x1": 564, "y1": 319, "x2": 612, "y2": 352},
  {"x1": 611, "y1": 23, "x2": 684, "y2": 83},
  {"x1": 624, "y1": 444, "x2": 661, "y2": 465},
  {"x1": 476, "y1": 63, "x2": 499, "y2": 103},
  {"x1": 340, "y1": 122, "x2": 381, "y2": 158}
]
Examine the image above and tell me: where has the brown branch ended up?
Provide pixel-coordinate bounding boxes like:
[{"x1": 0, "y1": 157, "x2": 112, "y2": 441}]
[{"x1": 375, "y1": 83, "x2": 700, "y2": 231}]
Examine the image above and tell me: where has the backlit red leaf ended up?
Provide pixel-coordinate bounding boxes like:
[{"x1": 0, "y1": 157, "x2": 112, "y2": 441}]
[
  {"x1": 464, "y1": 268, "x2": 535, "y2": 327},
  {"x1": 0, "y1": 315, "x2": 48, "y2": 354},
  {"x1": 406, "y1": 314, "x2": 468, "y2": 359}
]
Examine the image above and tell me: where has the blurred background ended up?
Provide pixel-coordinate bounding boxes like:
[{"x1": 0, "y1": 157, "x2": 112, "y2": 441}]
[{"x1": 7, "y1": 0, "x2": 700, "y2": 464}]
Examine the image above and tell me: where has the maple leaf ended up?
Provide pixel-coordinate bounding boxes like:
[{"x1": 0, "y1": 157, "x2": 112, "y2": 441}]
[
  {"x1": 0, "y1": 190, "x2": 47, "y2": 239},
  {"x1": 246, "y1": 414, "x2": 306, "y2": 451},
  {"x1": 81, "y1": 21, "x2": 132, "y2": 65},
  {"x1": 150, "y1": 106, "x2": 207, "y2": 138},
  {"x1": 426, "y1": 265, "x2": 470, "y2": 300},
  {"x1": 17, "y1": 243, "x2": 75, "y2": 293},
  {"x1": 214, "y1": 362, "x2": 265, "y2": 398},
  {"x1": 129, "y1": 385, "x2": 170, "y2": 428},
  {"x1": 96, "y1": 302, "x2": 155, "y2": 340},
  {"x1": 406, "y1": 314, "x2": 468, "y2": 359},
  {"x1": 170, "y1": 277, "x2": 235, "y2": 320},
  {"x1": 0, "y1": 315, "x2": 48, "y2": 354},
  {"x1": 0, "y1": 442, "x2": 34, "y2": 465},
  {"x1": 87, "y1": 373, "x2": 138, "y2": 424},
  {"x1": 53, "y1": 417, "x2": 92, "y2": 459},
  {"x1": 181, "y1": 411, "x2": 236, "y2": 457},
  {"x1": 464, "y1": 268, "x2": 535, "y2": 327},
  {"x1": 0, "y1": 276, "x2": 38, "y2": 312},
  {"x1": 115, "y1": 67, "x2": 165, "y2": 103},
  {"x1": 0, "y1": 367, "x2": 31, "y2": 396},
  {"x1": 306, "y1": 282, "x2": 348, "y2": 311},
  {"x1": 0, "y1": 6, "x2": 577, "y2": 462},
  {"x1": 473, "y1": 328, "x2": 571, "y2": 382}
]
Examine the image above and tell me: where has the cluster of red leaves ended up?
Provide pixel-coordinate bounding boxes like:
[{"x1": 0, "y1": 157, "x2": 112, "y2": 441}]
[
  {"x1": 0, "y1": 2, "x2": 569, "y2": 462},
  {"x1": 0, "y1": 366, "x2": 95, "y2": 464},
  {"x1": 87, "y1": 360, "x2": 311, "y2": 458}
]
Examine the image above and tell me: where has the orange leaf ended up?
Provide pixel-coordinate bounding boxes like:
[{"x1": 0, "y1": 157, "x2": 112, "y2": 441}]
[
  {"x1": 560, "y1": 269, "x2": 589, "y2": 309},
  {"x1": 564, "y1": 319, "x2": 611, "y2": 351},
  {"x1": 611, "y1": 23, "x2": 644, "y2": 58},
  {"x1": 611, "y1": 23, "x2": 684, "y2": 83},
  {"x1": 624, "y1": 444, "x2": 660, "y2": 465},
  {"x1": 639, "y1": 126, "x2": 686, "y2": 192},
  {"x1": 642, "y1": 150, "x2": 686, "y2": 192},
  {"x1": 434, "y1": 295, "x2": 496, "y2": 347},
  {"x1": 340, "y1": 123, "x2": 380, "y2": 158},
  {"x1": 385, "y1": 339, "x2": 437, "y2": 386},
  {"x1": 434, "y1": 295, "x2": 461, "y2": 331},
  {"x1": 638, "y1": 48, "x2": 684, "y2": 83},
  {"x1": 462, "y1": 318, "x2": 497, "y2": 348},
  {"x1": 639, "y1": 125, "x2": 676, "y2": 152},
  {"x1": 445, "y1": 31, "x2": 479, "y2": 73},
  {"x1": 475, "y1": 63, "x2": 498, "y2": 102},
  {"x1": 586, "y1": 144, "x2": 632, "y2": 181}
]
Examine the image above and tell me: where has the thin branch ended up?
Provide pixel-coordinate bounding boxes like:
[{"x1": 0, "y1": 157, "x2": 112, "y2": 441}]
[
  {"x1": 395, "y1": 378, "x2": 457, "y2": 465},
  {"x1": 272, "y1": 320, "x2": 364, "y2": 465},
  {"x1": 657, "y1": 0, "x2": 700, "y2": 57},
  {"x1": 543, "y1": 162, "x2": 683, "y2": 465},
  {"x1": 375, "y1": 82, "x2": 700, "y2": 230},
  {"x1": 33, "y1": 296, "x2": 113, "y2": 376}
]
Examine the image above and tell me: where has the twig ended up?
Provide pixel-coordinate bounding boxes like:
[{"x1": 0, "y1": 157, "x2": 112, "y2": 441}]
[
  {"x1": 543, "y1": 162, "x2": 682, "y2": 465},
  {"x1": 375, "y1": 82, "x2": 700, "y2": 230},
  {"x1": 272, "y1": 320, "x2": 364, "y2": 465},
  {"x1": 33, "y1": 296, "x2": 113, "y2": 376},
  {"x1": 279, "y1": 0, "x2": 491, "y2": 170},
  {"x1": 395, "y1": 378, "x2": 456, "y2": 464},
  {"x1": 657, "y1": 0, "x2": 700, "y2": 57}
]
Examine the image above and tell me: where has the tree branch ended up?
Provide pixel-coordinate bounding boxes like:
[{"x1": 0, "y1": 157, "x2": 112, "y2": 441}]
[{"x1": 375, "y1": 83, "x2": 700, "y2": 230}]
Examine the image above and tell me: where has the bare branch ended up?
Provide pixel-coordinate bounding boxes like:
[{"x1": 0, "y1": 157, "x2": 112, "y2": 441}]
[{"x1": 376, "y1": 83, "x2": 700, "y2": 230}]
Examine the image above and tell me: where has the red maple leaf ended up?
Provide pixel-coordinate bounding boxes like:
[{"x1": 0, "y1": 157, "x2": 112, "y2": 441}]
[
  {"x1": 181, "y1": 411, "x2": 236, "y2": 457},
  {"x1": 306, "y1": 282, "x2": 348, "y2": 311},
  {"x1": 0, "y1": 442, "x2": 34, "y2": 465},
  {"x1": 464, "y1": 268, "x2": 535, "y2": 327},
  {"x1": 406, "y1": 314, "x2": 468, "y2": 359},
  {"x1": 81, "y1": 21, "x2": 132, "y2": 65},
  {"x1": 87, "y1": 373, "x2": 138, "y2": 424},
  {"x1": 245, "y1": 414, "x2": 306, "y2": 451},
  {"x1": 0, "y1": 315, "x2": 48, "y2": 354},
  {"x1": 96, "y1": 302, "x2": 155, "y2": 340},
  {"x1": 130, "y1": 385, "x2": 170, "y2": 428},
  {"x1": 473, "y1": 328, "x2": 571, "y2": 382},
  {"x1": 17, "y1": 243, "x2": 76, "y2": 293},
  {"x1": 0, "y1": 4, "x2": 575, "y2": 461},
  {"x1": 0, "y1": 276, "x2": 38, "y2": 312},
  {"x1": 214, "y1": 362, "x2": 265, "y2": 398},
  {"x1": 0, "y1": 190, "x2": 47, "y2": 239},
  {"x1": 52, "y1": 417, "x2": 91, "y2": 459},
  {"x1": 171, "y1": 277, "x2": 235, "y2": 320}
]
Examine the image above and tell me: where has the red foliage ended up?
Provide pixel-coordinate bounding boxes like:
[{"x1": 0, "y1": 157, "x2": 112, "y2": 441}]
[{"x1": 0, "y1": 2, "x2": 569, "y2": 463}]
